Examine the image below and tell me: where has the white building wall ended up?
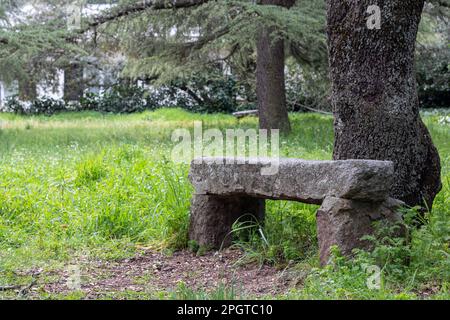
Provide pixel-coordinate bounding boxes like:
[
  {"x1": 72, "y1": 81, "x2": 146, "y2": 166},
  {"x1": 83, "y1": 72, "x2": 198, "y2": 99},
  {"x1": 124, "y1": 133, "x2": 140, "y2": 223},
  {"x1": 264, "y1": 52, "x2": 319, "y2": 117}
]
[
  {"x1": 0, "y1": 82, "x2": 4, "y2": 107},
  {"x1": 0, "y1": 81, "x2": 19, "y2": 107},
  {"x1": 36, "y1": 70, "x2": 65, "y2": 100}
]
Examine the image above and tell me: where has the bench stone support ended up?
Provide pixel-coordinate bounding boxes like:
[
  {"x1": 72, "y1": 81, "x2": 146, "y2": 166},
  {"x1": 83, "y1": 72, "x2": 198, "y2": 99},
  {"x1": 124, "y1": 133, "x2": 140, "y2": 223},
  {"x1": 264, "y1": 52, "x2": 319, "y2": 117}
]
[
  {"x1": 189, "y1": 195, "x2": 265, "y2": 249},
  {"x1": 316, "y1": 197, "x2": 404, "y2": 265}
]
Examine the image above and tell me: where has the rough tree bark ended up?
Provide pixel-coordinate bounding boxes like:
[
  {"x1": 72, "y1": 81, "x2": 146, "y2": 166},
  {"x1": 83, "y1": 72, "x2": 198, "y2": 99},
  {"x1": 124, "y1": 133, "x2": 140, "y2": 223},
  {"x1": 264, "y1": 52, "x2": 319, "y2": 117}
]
[
  {"x1": 18, "y1": 78, "x2": 37, "y2": 101},
  {"x1": 327, "y1": 0, "x2": 442, "y2": 209},
  {"x1": 64, "y1": 64, "x2": 84, "y2": 102},
  {"x1": 257, "y1": 0, "x2": 296, "y2": 134}
]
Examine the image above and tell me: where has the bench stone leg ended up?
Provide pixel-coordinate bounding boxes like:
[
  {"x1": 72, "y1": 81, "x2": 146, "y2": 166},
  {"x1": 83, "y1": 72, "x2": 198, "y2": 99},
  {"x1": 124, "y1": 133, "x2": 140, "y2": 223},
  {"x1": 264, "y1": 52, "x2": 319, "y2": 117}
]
[
  {"x1": 316, "y1": 197, "x2": 404, "y2": 266},
  {"x1": 189, "y1": 195, "x2": 265, "y2": 249}
]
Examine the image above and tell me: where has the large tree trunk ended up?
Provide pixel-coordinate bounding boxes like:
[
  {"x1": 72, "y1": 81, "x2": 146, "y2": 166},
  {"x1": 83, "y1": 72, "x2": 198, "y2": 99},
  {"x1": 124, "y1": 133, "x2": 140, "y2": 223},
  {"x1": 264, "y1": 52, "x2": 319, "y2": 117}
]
[
  {"x1": 64, "y1": 64, "x2": 84, "y2": 102},
  {"x1": 327, "y1": 0, "x2": 441, "y2": 209},
  {"x1": 18, "y1": 78, "x2": 37, "y2": 101},
  {"x1": 256, "y1": 0, "x2": 295, "y2": 134}
]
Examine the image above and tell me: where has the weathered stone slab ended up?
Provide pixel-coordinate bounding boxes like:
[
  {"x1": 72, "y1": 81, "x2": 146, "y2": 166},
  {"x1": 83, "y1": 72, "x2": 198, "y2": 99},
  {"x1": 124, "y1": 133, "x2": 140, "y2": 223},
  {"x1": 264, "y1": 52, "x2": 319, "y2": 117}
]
[{"x1": 189, "y1": 157, "x2": 394, "y2": 204}]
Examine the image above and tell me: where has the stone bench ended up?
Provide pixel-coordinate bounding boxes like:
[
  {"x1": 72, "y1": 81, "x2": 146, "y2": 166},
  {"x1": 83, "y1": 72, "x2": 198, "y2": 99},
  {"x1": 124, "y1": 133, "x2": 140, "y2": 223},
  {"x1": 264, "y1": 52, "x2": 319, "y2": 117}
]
[
  {"x1": 188, "y1": 157, "x2": 404, "y2": 265},
  {"x1": 232, "y1": 110, "x2": 259, "y2": 119}
]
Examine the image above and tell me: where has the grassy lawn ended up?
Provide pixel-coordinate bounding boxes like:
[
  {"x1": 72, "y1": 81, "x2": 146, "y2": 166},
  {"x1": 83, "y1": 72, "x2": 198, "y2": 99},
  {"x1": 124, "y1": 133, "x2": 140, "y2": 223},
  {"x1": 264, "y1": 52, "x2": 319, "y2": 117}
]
[{"x1": 0, "y1": 108, "x2": 448, "y2": 300}]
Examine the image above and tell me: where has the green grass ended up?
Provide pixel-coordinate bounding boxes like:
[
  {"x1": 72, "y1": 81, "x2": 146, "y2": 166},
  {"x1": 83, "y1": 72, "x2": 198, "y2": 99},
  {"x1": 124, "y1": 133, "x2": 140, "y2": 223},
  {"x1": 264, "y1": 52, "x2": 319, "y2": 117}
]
[{"x1": 0, "y1": 108, "x2": 448, "y2": 300}]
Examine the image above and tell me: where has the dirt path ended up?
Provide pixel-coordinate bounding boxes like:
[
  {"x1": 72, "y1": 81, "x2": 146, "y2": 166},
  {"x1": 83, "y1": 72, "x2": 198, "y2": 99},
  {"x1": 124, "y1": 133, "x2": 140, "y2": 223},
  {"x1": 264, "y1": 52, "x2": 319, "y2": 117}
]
[{"x1": 39, "y1": 249, "x2": 294, "y2": 299}]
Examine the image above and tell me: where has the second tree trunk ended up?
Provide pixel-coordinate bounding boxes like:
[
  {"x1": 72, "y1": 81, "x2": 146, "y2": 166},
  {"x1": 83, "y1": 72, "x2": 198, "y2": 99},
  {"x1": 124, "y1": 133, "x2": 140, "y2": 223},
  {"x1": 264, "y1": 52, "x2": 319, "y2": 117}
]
[{"x1": 256, "y1": 0, "x2": 295, "y2": 133}]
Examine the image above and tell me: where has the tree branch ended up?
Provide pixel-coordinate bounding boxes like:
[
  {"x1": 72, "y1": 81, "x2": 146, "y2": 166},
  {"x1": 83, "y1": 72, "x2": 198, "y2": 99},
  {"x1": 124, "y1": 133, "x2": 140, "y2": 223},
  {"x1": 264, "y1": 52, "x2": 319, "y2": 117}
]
[
  {"x1": 86, "y1": 0, "x2": 211, "y2": 30},
  {"x1": 182, "y1": 25, "x2": 230, "y2": 51},
  {"x1": 0, "y1": 0, "x2": 211, "y2": 45},
  {"x1": 175, "y1": 84, "x2": 206, "y2": 105}
]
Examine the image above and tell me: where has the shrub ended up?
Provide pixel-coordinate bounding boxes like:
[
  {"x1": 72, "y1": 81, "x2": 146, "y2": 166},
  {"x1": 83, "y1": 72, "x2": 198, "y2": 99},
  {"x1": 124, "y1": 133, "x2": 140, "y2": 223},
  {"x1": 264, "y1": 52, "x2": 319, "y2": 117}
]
[
  {"x1": 156, "y1": 74, "x2": 240, "y2": 114},
  {"x1": 1, "y1": 95, "x2": 31, "y2": 115},
  {"x1": 416, "y1": 46, "x2": 450, "y2": 108},
  {"x1": 1, "y1": 95, "x2": 66, "y2": 115},
  {"x1": 80, "y1": 85, "x2": 159, "y2": 113},
  {"x1": 1, "y1": 86, "x2": 161, "y2": 115},
  {"x1": 30, "y1": 97, "x2": 66, "y2": 115}
]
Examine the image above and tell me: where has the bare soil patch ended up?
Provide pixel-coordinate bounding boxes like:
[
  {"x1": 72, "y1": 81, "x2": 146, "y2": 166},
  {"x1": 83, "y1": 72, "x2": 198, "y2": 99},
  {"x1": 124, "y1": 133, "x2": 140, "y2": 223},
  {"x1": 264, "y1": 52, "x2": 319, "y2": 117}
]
[{"x1": 40, "y1": 249, "x2": 293, "y2": 299}]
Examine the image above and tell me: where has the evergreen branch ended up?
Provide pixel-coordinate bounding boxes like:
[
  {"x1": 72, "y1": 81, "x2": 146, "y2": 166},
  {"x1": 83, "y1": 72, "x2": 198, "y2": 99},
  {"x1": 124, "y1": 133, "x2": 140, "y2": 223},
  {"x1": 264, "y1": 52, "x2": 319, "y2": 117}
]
[
  {"x1": 86, "y1": 0, "x2": 211, "y2": 30},
  {"x1": 182, "y1": 25, "x2": 230, "y2": 51},
  {"x1": 174, "y1": 84, "x2": 207, "y2": 105},
  {"x1": 1, "y1": 1, "x2": 212, "y2": 45}
]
